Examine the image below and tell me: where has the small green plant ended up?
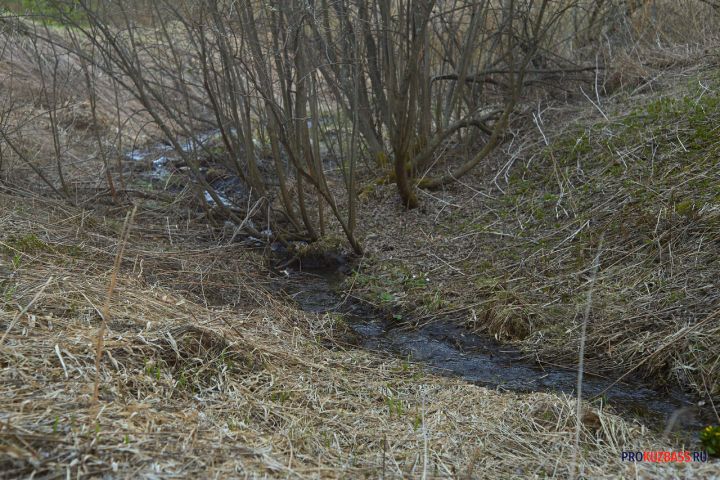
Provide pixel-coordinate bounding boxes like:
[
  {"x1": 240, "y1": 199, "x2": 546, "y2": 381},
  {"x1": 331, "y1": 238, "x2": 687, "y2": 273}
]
[
  {"x1": 11, "y1": 253, "x2": 21, "y2": 270},
  {"x1": 176, "y1": 370, "x2": 188, "y2": 391},
  {"x1": 700, "y1": 425, "x2": 720, "y2": 457},
  {"x1": 320, "y1": 431, "x2": 332, "y2": 448},
  {"x1": 3, "y1": 283, "x2": 17, "y2": 304},
  {"x1": 413, "y1": 414, "x2": 423, "y2": 431},
  {"x1": 379, "y1": 291, "x2": 394, "y2": 303},
  {"x1": 423, "y1": 289, "x2": 445, "y2": 312},
  {"x1": 400, "y1": 354, "x2": 412, "y2": 373},
  {"x1": 271, "y1": 390, "x2": 291, "y2": 404},
  {"x1": 385, "y1": 394, "x2": 404, "y2": 417},
  {"x1": 219, "y1": 349, "x2": 234, "y2": 370},
  {"x1": 144, "y1": 360, "x2": 161, "y2": 381},
  {"x1": 402, "y1": 274, "x2": 428, "y2": 289}
]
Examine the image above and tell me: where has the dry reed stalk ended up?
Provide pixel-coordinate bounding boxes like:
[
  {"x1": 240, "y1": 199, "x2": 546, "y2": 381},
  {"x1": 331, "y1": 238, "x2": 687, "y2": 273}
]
[
  {"x1": 572, "y1": 233, "x2": 604, "y2": 480},
  {"x1": 92, "y1": 205, "x2": 136, "y2": 404},
  {"x1": 0, "y1": 275, "x2": 53, "y2": 346}
]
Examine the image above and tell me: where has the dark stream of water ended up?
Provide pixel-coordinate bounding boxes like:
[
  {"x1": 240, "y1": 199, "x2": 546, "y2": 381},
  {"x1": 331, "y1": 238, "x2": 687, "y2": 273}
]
[{"x1": 278, "y1": 267, "x2": 711, "y2": 437}]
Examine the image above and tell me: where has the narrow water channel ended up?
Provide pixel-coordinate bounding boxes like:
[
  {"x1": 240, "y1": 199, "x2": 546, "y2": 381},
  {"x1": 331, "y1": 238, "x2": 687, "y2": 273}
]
[
  {"x1": 278, "y1": 266, "x2": 710, "y2": 438},
  {"x1": 125, "y1": 135, "x2": 710, "y2": 439}
]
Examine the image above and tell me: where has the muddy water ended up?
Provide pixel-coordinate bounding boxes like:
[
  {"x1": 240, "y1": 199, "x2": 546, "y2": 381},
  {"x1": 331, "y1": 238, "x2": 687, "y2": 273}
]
[{"x1": 279, "y1": 266, "x2": 709, "y2": 435}]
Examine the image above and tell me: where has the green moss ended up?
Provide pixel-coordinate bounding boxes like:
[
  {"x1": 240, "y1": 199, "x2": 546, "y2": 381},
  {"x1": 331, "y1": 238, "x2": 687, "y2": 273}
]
[
  {"x1": 2, "y1": 233, "x2": 84, "y2": 258},
  {"x1": 674, "y1": 199, "x2": 694, "y2": 216},
  {"x1": 2, "y1": 233, "x2": 51, "y2": 255},
  {"x1": 608, "y1": 163, "x2": 625, "y2": 177},
  {"x1": 474, "y1": 276, "x2": 500, "y2": 291},
  {"x1": 293, "y1": 235, "x2": 344, "y2": 258}
]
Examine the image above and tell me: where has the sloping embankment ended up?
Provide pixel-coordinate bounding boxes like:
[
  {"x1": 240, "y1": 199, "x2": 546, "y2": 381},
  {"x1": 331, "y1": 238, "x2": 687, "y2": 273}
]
[{"x1": 1, "y1": 190, "x2": 716, "y2": 478}]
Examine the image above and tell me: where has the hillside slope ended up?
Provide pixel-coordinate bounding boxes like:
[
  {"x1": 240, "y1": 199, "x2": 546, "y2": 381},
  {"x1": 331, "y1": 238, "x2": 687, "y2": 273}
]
[
  {"x1": 2, "y1": 186, "x2": 717, "y2": 479},
  {"x1": 354, "y1": 55, "x2": 720, "y2": 410}
]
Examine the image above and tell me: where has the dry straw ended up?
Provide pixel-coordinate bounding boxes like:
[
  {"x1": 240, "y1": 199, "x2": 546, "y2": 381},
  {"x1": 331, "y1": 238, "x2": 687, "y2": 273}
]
[
  {"x1": 93, "y1": 205, "x2": 136, "y2": 404},
  {"x1": 1, "y1": 187, "x2": 716, "y2": 478}
]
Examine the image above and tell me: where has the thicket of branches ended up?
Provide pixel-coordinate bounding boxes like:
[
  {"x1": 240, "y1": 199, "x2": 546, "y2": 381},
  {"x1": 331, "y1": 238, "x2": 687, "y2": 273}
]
[{"x1": 1, "y1": 1, "x2": 672, "y2": 251}]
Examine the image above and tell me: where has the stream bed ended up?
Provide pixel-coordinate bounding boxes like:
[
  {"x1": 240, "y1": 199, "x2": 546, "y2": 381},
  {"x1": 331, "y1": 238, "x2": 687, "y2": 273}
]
[
  {"x1": 125, "y1": 135, "x2": 711, "y2": 438},
  {"x1": 277, "y1": 265, "x2": 711, "y2": 437}
]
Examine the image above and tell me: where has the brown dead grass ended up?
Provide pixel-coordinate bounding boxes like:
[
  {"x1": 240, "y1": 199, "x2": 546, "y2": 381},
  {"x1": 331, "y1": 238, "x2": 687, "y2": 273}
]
[
  {"x1": 0, "y1": 15, "x2": 158, "y2": 194},
  {"x1": 353, "y1": 47, "x2": 720, "y2": 419},
  {"x1": 1, "y1": 189, "x2": 717, "y2": 478},
  {"x1": 0, "y1": 4, "x2": 719, "y2": 477}
]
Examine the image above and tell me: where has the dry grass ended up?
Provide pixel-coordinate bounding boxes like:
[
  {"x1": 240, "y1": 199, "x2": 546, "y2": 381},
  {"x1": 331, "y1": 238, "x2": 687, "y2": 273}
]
[
  {"x1": 354, "y1": 50, "x2": 720, "y2": 417},
  {"x1": 1, "y1": 189, "x2": 717, "y2": 478},
  {"x1": 1, "y1": 4, "x2": 719, "y2": 478},
  {"x1": 0, "y1": 15, "x2": 158, "y2": 194}
]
